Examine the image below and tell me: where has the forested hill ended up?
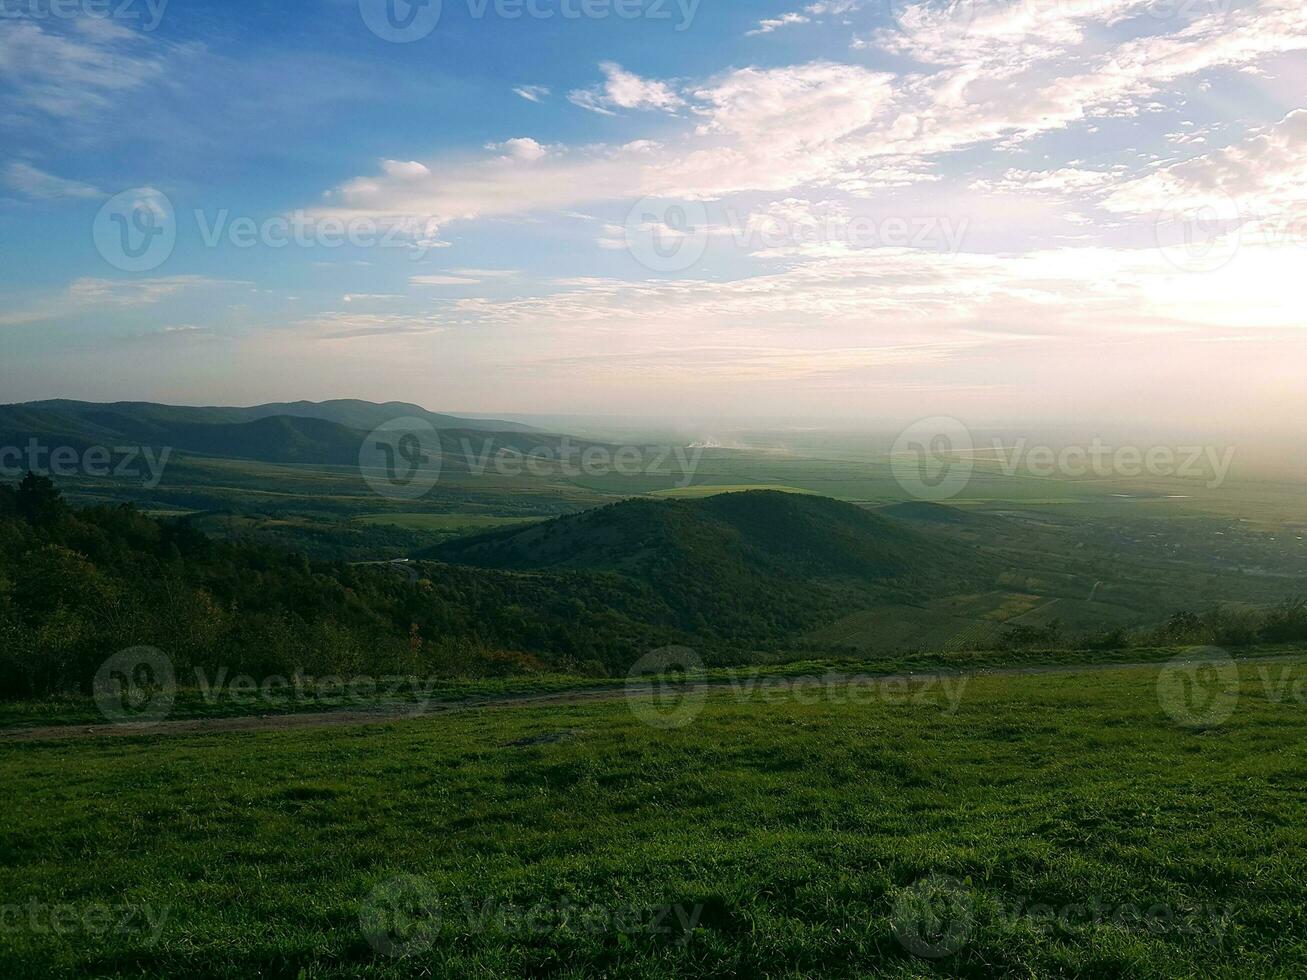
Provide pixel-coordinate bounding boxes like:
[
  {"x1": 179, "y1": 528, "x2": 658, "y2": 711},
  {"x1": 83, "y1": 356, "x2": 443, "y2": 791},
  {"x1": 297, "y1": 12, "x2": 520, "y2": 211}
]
[
  {"x1": 431, "y1": 490, "x2": 978, "y2": 582},
  {"x1": 4, "y1": 476, "x2": 1305, "y2": 702},
  {"x1": 0, "y1": 481, "x2": 970, "y2": 699}
]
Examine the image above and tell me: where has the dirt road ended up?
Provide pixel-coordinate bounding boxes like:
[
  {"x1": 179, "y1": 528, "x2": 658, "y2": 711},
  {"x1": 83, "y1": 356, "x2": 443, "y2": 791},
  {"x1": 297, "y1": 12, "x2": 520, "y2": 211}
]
[{"x1": 4, "y1": 651, "x2": 1294, "y2": 744}]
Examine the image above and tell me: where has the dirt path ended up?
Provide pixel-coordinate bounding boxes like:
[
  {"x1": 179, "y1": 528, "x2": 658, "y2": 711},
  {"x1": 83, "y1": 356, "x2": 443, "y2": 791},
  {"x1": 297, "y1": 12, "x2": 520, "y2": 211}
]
[{"x1": 3, "y1": 653, "x2": 1299, "y2": 744}]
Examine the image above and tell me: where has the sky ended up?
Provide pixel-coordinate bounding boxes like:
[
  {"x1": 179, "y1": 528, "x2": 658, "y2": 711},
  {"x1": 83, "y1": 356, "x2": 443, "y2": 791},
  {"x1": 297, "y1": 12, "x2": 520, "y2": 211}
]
[{"x1": 1, "y1": 0, "x2": 1305, "y2": 430}]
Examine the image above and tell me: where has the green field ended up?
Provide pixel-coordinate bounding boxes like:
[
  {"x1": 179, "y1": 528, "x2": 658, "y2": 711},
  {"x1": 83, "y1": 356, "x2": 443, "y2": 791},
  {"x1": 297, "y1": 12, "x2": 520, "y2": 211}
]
[
  {"x1": 3, "y1": 655, "x2": 1305, "y2": 977},
  {"x1": 354, "y1": 513, "x2": 545, "y2": 532}
]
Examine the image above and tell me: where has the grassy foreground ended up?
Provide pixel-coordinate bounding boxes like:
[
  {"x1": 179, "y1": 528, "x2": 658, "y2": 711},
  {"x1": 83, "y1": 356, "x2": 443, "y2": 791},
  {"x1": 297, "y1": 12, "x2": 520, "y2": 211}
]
[{"x1": 2, "y1": 657, "x2": 1305, "y2": 977}]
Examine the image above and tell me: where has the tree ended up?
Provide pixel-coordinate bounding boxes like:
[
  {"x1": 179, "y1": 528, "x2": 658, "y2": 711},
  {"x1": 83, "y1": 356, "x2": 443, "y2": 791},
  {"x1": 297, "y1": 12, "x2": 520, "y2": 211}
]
[{"x1": 15, "y1": 472, "x2": 66, "y2": 526}]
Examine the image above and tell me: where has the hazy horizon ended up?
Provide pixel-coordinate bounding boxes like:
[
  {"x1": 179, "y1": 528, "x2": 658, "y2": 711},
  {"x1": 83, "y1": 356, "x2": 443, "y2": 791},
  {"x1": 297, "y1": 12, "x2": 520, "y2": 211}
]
[{"x1": 2, "y1": 0, "x2": 1305, "y2": 433}]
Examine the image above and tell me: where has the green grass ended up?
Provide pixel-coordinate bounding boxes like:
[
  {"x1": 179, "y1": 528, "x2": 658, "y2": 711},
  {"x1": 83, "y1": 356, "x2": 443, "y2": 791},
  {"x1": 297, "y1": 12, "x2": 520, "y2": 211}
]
[
  {"x1": 3, "y1": 655, "x2": 1305, "y2": 977},
  {"x1": 1, "y1": 645, "x2": 1299, "y2": 729}
]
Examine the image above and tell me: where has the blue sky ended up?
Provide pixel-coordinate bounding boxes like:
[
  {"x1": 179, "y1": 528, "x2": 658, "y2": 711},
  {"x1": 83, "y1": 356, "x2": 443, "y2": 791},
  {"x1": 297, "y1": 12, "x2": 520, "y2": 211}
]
[{"x1": 1, "y1": 0, "x2": 1305, "y2": 428}]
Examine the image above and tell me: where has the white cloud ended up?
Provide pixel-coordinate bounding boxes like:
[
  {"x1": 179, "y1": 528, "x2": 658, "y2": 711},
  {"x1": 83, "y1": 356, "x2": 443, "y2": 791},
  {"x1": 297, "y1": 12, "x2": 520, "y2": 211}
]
[
  {"x1": 0, "y1": 276, "x2": 242, "y2": 327},
  {"x1": 1103, "y1": 109, "x2": 1307, "y2": 216},
  {"x1": 0, "y1": 19, "x2": 165, "y2": 120},
  {"x1": 513, "y1": 85, "x2": 550, "y2": 102},
  {"x1": 747, "y1": 13, "x2": 810, "y2": 36},
  {"x1": 568, "y1": 62, "x2": 684, "y2": 115},
  {"x1": 410, "y1": 274, "x2": 482, "y2": 286},
  {"x1": 972, "y1": 168, "x2": 1122, "y2": 195},
  {"x1": 488, "y1": 137, "x2": 548, "y2": 162},
  {"x1": 380, "y1": 160, "x2": 432, "y2": 179},
  {"x1": 3, "y1": 162, "x2": 102, "y2": 199}
]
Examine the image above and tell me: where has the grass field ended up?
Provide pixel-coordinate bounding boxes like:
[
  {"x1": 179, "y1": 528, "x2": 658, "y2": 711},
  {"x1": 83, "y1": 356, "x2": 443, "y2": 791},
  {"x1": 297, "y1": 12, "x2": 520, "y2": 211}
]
[
  {"x1": 354, "y1": 513, "x2": 545, "y2": 532},
  {"x1": 3, "y1": 654, "x2": 1305, "y2": 977}
]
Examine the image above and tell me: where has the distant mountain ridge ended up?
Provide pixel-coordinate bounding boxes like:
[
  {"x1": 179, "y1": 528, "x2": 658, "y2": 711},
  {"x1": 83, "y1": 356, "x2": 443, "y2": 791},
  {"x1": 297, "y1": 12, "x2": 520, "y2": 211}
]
[
  {"x1": 0, "y1": 399, "x2": 552, "y2": 468},
  {"x1": 14, "y1": 399, "x2": 537, "y2": 434}
]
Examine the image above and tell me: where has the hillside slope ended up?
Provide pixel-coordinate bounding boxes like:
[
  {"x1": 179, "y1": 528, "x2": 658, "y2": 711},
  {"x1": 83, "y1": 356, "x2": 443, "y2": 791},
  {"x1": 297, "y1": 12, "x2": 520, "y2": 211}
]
[{"x1": 428, "y1": 491, "x2": 989, "y2": 640}]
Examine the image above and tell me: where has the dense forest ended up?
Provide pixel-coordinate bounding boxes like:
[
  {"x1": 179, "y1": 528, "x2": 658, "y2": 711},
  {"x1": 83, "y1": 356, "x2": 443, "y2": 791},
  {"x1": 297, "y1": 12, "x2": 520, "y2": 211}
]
[
  {"x1": 3, "y1": 475, "x2": 1305, "y2": 701},
  {"x1": 0, "y1": 474, "x2": 673, "y2": 699}
]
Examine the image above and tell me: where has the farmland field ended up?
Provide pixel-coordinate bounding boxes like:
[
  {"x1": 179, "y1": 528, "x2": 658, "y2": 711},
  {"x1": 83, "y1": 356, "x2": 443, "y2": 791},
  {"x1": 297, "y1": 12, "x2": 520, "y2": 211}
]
[{"x1": 354, "y1": 513, "x2": 545, "y2": 532}]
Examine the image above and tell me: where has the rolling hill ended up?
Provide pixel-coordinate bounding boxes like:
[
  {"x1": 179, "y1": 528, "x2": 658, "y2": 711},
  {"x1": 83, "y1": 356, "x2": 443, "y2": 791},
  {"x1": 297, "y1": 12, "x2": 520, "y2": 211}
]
[{"x1": 427, "y1": 491, "x2": 992, "y2": 642}]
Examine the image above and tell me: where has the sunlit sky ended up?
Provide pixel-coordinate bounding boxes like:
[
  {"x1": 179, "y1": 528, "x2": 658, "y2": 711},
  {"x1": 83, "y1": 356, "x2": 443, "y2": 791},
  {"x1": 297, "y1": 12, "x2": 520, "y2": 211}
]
[{"x1": 1, "y1": 0, "x2": 1305, "y2": 429}]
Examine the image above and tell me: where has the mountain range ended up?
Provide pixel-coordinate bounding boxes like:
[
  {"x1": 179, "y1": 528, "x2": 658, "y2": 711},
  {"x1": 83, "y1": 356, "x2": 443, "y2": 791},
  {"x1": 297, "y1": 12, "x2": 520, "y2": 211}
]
[{"x1": 0, "y1": 399, "x2": 556, "y2": 467}]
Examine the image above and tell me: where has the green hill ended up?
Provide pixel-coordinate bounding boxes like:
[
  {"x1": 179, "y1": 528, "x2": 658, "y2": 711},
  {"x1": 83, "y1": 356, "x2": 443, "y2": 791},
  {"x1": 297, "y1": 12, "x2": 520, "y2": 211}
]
[
  {"x1": 434, "y1": 490, "x2": 944, "y2": 578},
  {"x1": 428, "y1": 491, "x2": 987, "y2": 641}
]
